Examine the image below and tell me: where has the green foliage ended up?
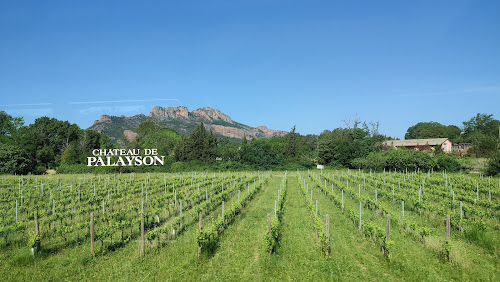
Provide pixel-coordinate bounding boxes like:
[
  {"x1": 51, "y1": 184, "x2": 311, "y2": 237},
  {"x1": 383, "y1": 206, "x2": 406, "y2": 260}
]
[
  {"x1": 56, "y1": 163, "x2": 116, "y2": 174},
  {"x1": 351, "y1": 149, "x2": 435, "y2": 171},
  {"x1": 462, "y1": 113, "x2": 500, "y2": 137},
  {"x1": 264, "y1": 175, "x2": 287, "y2": 254},
  {"x1": 405, "y1": 121, "x2": 461, "y2": 141},
  {"x1": 419, "y1": 227, "x2": 430, "y2": 240},
  {"x1": 284, "y1": 126, "x2": 299, "y2": 158},
  {"x1": 175, "y1": 122, "x2": 217, "y2": 163},
  {"x1": 352, "y1": 149, "x2": 467, "y2": 172},
  {"x1": 3, "y1": 111, "x2": 499, "y2": 174},
  {"x1": 60, "y1": 144, "x2": 81, "y2": 165},
  {"x1": 442, "y1": 240, "x2": 451, "y2": 261},
  {"x1": 434, "y1": 153, "x2": 461, "y2": 172},
  {"x1": 134, "y1": 120, "x2": 180, "y2": 156},
  {"x1": 317, "y1": 128, "x2": 375, "y2": 167},
  {"x1": 170, "y1": 160, "x2": 211, "y2": 172},
  {"x1": 27, "y1": 232, "x2": 40, "y2": 249},
  {"x1": 89, "y1": 114, "x2": 148, "y2": 142},
  {"x1": 0, "y1": 143, "x2": 32, "y2": 174},
  {"x1": 297, "y1": 173, "x2": 330, "y2": 254},
  {"x1": 383, "y1": 240, "x2": 394, "y2": 259},
  {"x1": 462, "y1": 113, "x2": 500, "y2": 157},
  {"x1": 0, "y1": 171, "x2": 499, "y2": 280},
  {"x1": 467, "y1": 134, "x2": 499, "y2": 158},
  {"x1": 464, "y1": 221, "x2": 495, "y2": 253},
  {"x1": 264, "y1": 216, "x2": 280, "y2": 253},
  {"x1": 485, "y1": 148, "x2": 500, "y2": 176},
  {"x1": 6, "y1": 116, "x2": 113, "y2": 173},
  {"x1": 0, "y1": 111, "x2": 24, "y2": 137},
  {"x1": 197, "y1": 176, "x2": 268, "y2": 254},
  {"x1": 241, "y1": 137, "x2": 286, "y2": 169}
]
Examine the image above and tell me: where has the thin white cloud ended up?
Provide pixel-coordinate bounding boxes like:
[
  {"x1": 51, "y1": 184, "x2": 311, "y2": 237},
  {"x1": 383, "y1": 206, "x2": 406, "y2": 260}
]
[
  {"x1": 0, "y1": 103, "x2": 53, "y2": 107},
  {"x1": 70, "y1": 98, "x2": 180, "y2": 105}
]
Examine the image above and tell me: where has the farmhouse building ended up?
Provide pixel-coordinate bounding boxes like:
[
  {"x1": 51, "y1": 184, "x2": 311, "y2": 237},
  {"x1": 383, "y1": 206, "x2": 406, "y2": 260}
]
[{"x1": 382, "y1": 138, "x2": 453, "y2": 153}]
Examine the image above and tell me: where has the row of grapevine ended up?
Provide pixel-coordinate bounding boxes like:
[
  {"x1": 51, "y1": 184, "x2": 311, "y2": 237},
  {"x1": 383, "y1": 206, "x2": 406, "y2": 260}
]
[
  {"x1": 0, "y1": 171, "x2": 263, "y2": 256},
  {"x1": 305, "y1": 171, "x2": 392, "y2": 258},
  {"x1": 297, "y1": 171, "x2": 330, "y2": 255},
  {"x1": 196, "y1": 172, "x2": 271, "y2": 255},
  {"x1": 264, "y1": 171, "x2": 287, "y2": 255}
]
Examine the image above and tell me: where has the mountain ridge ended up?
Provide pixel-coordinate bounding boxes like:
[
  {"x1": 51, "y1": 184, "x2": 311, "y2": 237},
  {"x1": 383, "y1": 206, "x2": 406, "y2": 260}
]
[{"x1": 89, "y1": 106, "x2": 287, "y2": 142}]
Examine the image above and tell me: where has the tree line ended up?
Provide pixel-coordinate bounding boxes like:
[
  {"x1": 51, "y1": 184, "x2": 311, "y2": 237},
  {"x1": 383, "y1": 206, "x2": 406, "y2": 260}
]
[{"x1": 0, "y1": 111, "x2": 499, "y2": 175}]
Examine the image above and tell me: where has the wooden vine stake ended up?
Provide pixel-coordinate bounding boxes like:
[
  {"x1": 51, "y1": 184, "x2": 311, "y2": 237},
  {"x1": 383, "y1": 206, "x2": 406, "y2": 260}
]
[
  {"x1": 444, "y1": 214, "x2": 451, "y2": 261},
  {"x1": 385, "y1": 214, "x2": 390, "y2": 257},
  {"x1": 34, "y1": 212, "x2": 40, "y2": 252},
  {"x1": 34, "y1": 212, "x2": 40, "y2": 237},
  {"x1": 386, "y1": 214, "x2": 390, "y2": 242},
  {"x1": 325, "y1": 214, "x2": 330, "y2": 255},
  {"x1": 446, "y1": 215, "x2": 450, "y2": 241},
  {"x1": 197, "y1": 213, "x2": 203, "y2": 258},
  {"x1": 90, "y1": 212, "x2": 94, "y2": 256},
  {"x1": 141, "y1": 212, "x2": 145, "y2": 257},
  {"x1": 267, "y1": 213, "x2": 272, "y2": 256},
  {"x1": 359, "y1": 202, "x2": 362, "y2": 231}
]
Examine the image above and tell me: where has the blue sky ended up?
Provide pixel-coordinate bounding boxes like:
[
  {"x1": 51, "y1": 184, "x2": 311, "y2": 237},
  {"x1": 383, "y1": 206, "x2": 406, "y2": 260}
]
[{"x1": 1, "y1": 0, "x2": 499, "y2": 138}]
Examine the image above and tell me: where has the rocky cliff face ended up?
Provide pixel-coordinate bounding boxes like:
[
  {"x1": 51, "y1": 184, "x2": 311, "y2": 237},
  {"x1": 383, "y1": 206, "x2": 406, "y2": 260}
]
[
  {"x1": 123, "y1": 130, "x2": 138, "y2": 142},
  {"x1": 191, "y1": 107, "x2": 233, "y2": 123},
  {"x1": 90, "y1": 106, "x2": 287, "y2": 142},
  {"x1": 148, "y1": 106, "x2": 189, "y2": 120}
]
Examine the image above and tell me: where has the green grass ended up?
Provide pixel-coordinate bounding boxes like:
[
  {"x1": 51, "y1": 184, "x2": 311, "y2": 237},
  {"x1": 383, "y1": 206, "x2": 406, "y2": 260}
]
[
  {"x1": 460, "y1": 157, "x2": 489, "y2": 173},
  {"x1": 0, "y1": 172, "x2": 499, "y2": 281}
]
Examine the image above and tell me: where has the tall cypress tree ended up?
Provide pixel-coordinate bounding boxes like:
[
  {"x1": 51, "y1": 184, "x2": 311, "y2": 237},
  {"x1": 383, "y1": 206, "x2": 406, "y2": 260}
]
[
  {"x1": 285, "y1": 125, "x2": 299, "y2": 158},
  {"x1": 174, "y1": 122, "x2": 218, "y2": 162}
]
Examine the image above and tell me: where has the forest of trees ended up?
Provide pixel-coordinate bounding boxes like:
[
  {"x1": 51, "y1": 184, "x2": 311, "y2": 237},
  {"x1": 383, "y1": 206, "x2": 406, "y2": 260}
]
[
  {"x1": 0, "y1": 110, "x2": 499, "y2": 175},
  {"x1": 0, "y1": 111, "x2": 113, "y2": 174}
]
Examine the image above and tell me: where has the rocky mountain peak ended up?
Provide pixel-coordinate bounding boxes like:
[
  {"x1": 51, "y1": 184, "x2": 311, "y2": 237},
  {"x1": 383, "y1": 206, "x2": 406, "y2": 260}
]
[
  {"x1": 191, "y1": 107, "x2": 233, "y2": 123},
  {"x1": 148, "y1": 106, "x2": 189, "y2": 120},
  {"x1": 90, "y1": 105, "x2": 287, "y2": 142},
  {"x1": 100, "y1": 115, "x2": 112, "y2": 122}
]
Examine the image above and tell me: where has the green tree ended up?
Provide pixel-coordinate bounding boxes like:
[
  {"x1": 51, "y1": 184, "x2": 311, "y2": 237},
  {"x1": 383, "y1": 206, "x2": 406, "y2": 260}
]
[
  {"x1": 405, "y1": 121, "x2": 461, "y2": 141},
  {"x1": 60, "y1": 144, "x2": 80, "y2": 165},
  {"x1": 485, "y1": 148, "x2": 500, "y2": 176},
  {"x1": 463, "y1": 113, "x2": 500, "y2": 137},
  {"x1": 21, "y1": 117, "x2": 81, "y2": 169},
  {"x1": 462, "y1": 113, "x2": 500, "y2": 157},
  {"x1": 298, "y1": 134, "x2": 318, "y2": 159},
  {"x1": 215, "y1": 136, "x2": 239, "y2": 162},
  {"x1": 0, "y1": 111, "x2": 24, "y2": 137},
  {"x1": 134, "y1": 120, "x2": 180, "y2": 156},
  {"x1": 239, "y1": 135, "x2": 253, "y2": 163},
  {"x1": 284, "y1": 126, "x2": 299, "y2": 158},
  {"x1": 79, "y1": 129, "x2": 113, "y2": 152},
  {"x1": 0, "y1": 143, "x2": 32, "y2": 174},
  {"x1": 174, "y1": 136, "x2": 190, "y2": 162},
  {"x1": 317, "y1": 128, "x2": 373, "y2": 167},
  {"x1": 174, "y1": 122, "x2": 217, "y2": 163}
]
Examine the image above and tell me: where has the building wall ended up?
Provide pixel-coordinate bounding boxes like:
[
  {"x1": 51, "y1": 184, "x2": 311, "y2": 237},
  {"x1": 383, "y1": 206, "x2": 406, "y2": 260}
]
[{"x1": 441, "y1": 139, "x2": 453, "y2": 152}]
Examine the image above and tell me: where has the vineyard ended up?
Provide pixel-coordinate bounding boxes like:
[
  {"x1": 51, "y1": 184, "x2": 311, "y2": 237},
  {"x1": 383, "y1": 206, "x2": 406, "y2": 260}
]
[{"x1": 0, "y1": 170, "x2": 499, "y2": 281}]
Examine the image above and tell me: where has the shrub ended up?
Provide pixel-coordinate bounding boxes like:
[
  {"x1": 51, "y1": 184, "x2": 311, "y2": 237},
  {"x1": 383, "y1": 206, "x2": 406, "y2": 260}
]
[
  {"x1": 485, "y1": 149, "x2": 500, "y2": 176},
  {"x1": 351, "y1": 149, "x2": 435, "y2": 171},
  {"x1": 434, "y1": 154, "x2": 461, "y2": 172}
]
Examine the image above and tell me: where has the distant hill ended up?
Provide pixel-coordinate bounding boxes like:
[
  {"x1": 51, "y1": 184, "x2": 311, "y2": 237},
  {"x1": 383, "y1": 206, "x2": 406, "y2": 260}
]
[{"x1": 89, "y1": 106, "x2": 288, "y2": 142}]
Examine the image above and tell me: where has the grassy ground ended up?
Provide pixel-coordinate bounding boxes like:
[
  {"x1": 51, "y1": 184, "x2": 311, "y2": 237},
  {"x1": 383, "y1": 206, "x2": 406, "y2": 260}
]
[
  {"x1": 1, "y1": 172, "x2": 499, "y2": 281},
  {"x1": 460, "y1": 157, "x2": 489, "y2": 173}
]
